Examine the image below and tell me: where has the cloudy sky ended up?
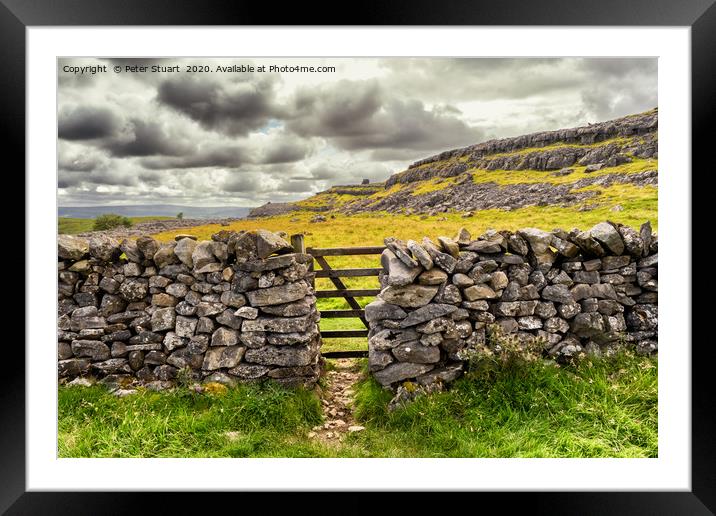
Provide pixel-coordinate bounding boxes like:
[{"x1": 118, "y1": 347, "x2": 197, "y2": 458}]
[{"x1": 57, "y1": 57, "x2": 657, "y2": 207}]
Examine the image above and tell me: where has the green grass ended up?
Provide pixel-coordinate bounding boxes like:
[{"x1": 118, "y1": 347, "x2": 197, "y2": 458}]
[
  {"x1": 58, "y1": 216, "x2": 173, "y2": 235},
  {"x1": 58, "y1": 381, "x2": 323, "y2": 457},
  {"x1": 58, "y1": 352, "x2": 657, "y2": 457}
]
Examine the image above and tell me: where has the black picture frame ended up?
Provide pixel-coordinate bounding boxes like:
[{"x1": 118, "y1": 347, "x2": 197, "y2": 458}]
[{"x1": 4, "y1": 1, "x2": 713, "y2": 513}]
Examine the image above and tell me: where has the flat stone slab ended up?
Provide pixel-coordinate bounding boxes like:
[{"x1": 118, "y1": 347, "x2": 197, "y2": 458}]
[{"x1": 245, "y1": 282, "x2": 310, "y2": 307}]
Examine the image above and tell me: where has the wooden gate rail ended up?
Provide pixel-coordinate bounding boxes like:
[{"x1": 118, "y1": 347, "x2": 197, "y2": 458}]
[{"x1": 291, "y1": 236, "x2": 385, "y2": 358}]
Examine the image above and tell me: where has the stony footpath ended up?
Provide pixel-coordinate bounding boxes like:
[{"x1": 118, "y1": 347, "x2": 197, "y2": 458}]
[
  {"x1": 366, "y1": 220, "x2": 658, "y2": 390},
  {"x1": 308, "y1": 359, "x2": 365, "y2": 444},
  {"x1": 58, "y1": 229, "x2": 322, "y2": 389}
]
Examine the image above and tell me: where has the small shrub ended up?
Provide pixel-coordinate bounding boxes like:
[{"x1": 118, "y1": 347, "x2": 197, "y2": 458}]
[
  {"x1": 176, "y1": 212, "x2": 184, "y2": 220},
  {"x1": 93, "y1": 213, "x2": 133, "y2": 231}
]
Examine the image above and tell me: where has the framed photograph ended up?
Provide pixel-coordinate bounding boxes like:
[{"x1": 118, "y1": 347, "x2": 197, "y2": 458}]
[{"x1": 7, "y1": 0, "x2": 713, "y2": 512}]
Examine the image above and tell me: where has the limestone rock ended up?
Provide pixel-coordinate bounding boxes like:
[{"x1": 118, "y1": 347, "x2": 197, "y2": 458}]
[
  {"x1": 234, "y1": 306, "x2": 259, "y2": 319},
  {"x1": 244, "y1": 342, "x2": 318, "y2": 367},
  {"x1": 255, "y1": 230, "x2": 292, "y2": 259},
  {"x1": 192, "y1": 241, "x2": 217, "y2": 271},
  {"x1": 151, "y1": 307, "x2": 176, "y2": 332},
  {"x1": 382, "y1": 249, "x2": 422, "y2": 287},
  {"x1": 174, "y1": 238, "x2": 198, "y2": 267},
  {"x1": 246, "y1": 282, "x2": 309, "y2": 307},
  {"x1": 590, "y1": 222, "x2": 624, "y2": 255},
  {"x1": 415, "y1": 363, "x2": 463, "y2": 385},
  {"x1": 87, "y1": 236, "x2": 118, "y2": 263},
  {"x1": 406, "y1": 240, "x2": 434, "y2": 270},
  {"x1": 119, "y1": 239, "x2": 143, "y2": 263},
  {"x1": 379, "y1": 284, "x2": 439, "y2": 308},
  {"x1": 373, "y1": 362, "x2": 434, "y2": 386},
  {"x1": 202, "y1": 346, "x2": 245, "y2": 370},
  {"x1": 241, "y1": 315, "x2": 314, "y2": 333},
  {"x1": 463, "y1": 284, "x2": 497, "y2": 301},
  {"x1": 392, "y1": 341, "x2": 441, "y2": 363},
  {"x1": 417, "y1": 268, "x2": 448, "y2": 285},
  {"x1": 153, "y1": 245, "x2": 179, "y2": 268},
  {"x1": 58, "y1": 235, "x2": 89, "y2": 261},
  {"x1": 211, "y1": 327, "x2": 239, "y2": 347},
  {"x1": 421, "y1": 237, "x2": 456, "y2": 273},
  {"x1": 365, "y1": 299, "x2": 408, "y2": 322}
]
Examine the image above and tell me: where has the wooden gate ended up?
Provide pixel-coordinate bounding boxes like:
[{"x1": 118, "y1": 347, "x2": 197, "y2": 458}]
[{"x1": 291, "y1": 234, "x2": 384, "y2": 358}]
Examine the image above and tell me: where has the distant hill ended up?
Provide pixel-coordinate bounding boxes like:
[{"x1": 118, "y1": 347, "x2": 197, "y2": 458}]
[
  {"x1": 59, "y1": 205, "x2": 253, "y2": 220},
  {"x1": 249, "y1": 108, "x2": 658, "y2": 218}
]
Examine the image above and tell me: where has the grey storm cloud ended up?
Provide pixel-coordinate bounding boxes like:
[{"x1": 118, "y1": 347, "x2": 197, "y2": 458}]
[
  {"x1": 58, "y1": 105, "x2": 121, "y2": 140},
  {"x1": 103, "y1": 119, "x2": 191, "y2": 157},
  {"x1": 140, "y1": 144, "x2": 249, "y2": 170},
  {"x1": 260, "y1": 136, "x2": 314, "y2": 164},
  {"x1": 286, "y1": 80, "x2": 482, "y2": 152},
  {"x1": 157, "y1": 75, "x2": 280, "y2": 136},
  {"x1": 56, "y1": 57, "x2": 656, "y2": 207},
  {"x1": 222, "y1": 173, "x2": 264, "y2": 193},
  {"x1": 58, "y1": 152, "x2": 105, "y2": 172}
]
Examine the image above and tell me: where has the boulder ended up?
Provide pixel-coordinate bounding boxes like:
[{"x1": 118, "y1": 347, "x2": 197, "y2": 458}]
[
  {"x1": 118, "y1": 278, "x2": 149, "y2": 302},
  {"x1": 227, "y1": 363, "x2": 271, "y2": 380},
  {"x1": 640, "y1": 221, "x2": 653, "y2": 256},
  {"x1": 216, "y1": 309, "x2": 243, "y2": 330},
  {"x1": 260, "y1": 296, "x2": 315, "y2": 317},
  {"x1": 572, "y1": 231, "x2": 605, "y2": 257},
  {"x1": 464, "y1": 240, "x2": 502, "y2": 253}
]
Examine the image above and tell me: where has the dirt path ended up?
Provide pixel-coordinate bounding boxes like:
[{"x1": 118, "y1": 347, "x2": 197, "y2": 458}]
[{"x1": 309, "y1": 358, "x2": 365, "y2": 444}]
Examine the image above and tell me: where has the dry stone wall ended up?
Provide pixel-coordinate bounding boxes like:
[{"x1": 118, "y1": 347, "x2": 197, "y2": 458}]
[
  {"x1": 366, "y1": 221, "x2": 658, "y2": 388},
  {"x1": 57, "y1": 229, "x2": 322, "y2": 390}
]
